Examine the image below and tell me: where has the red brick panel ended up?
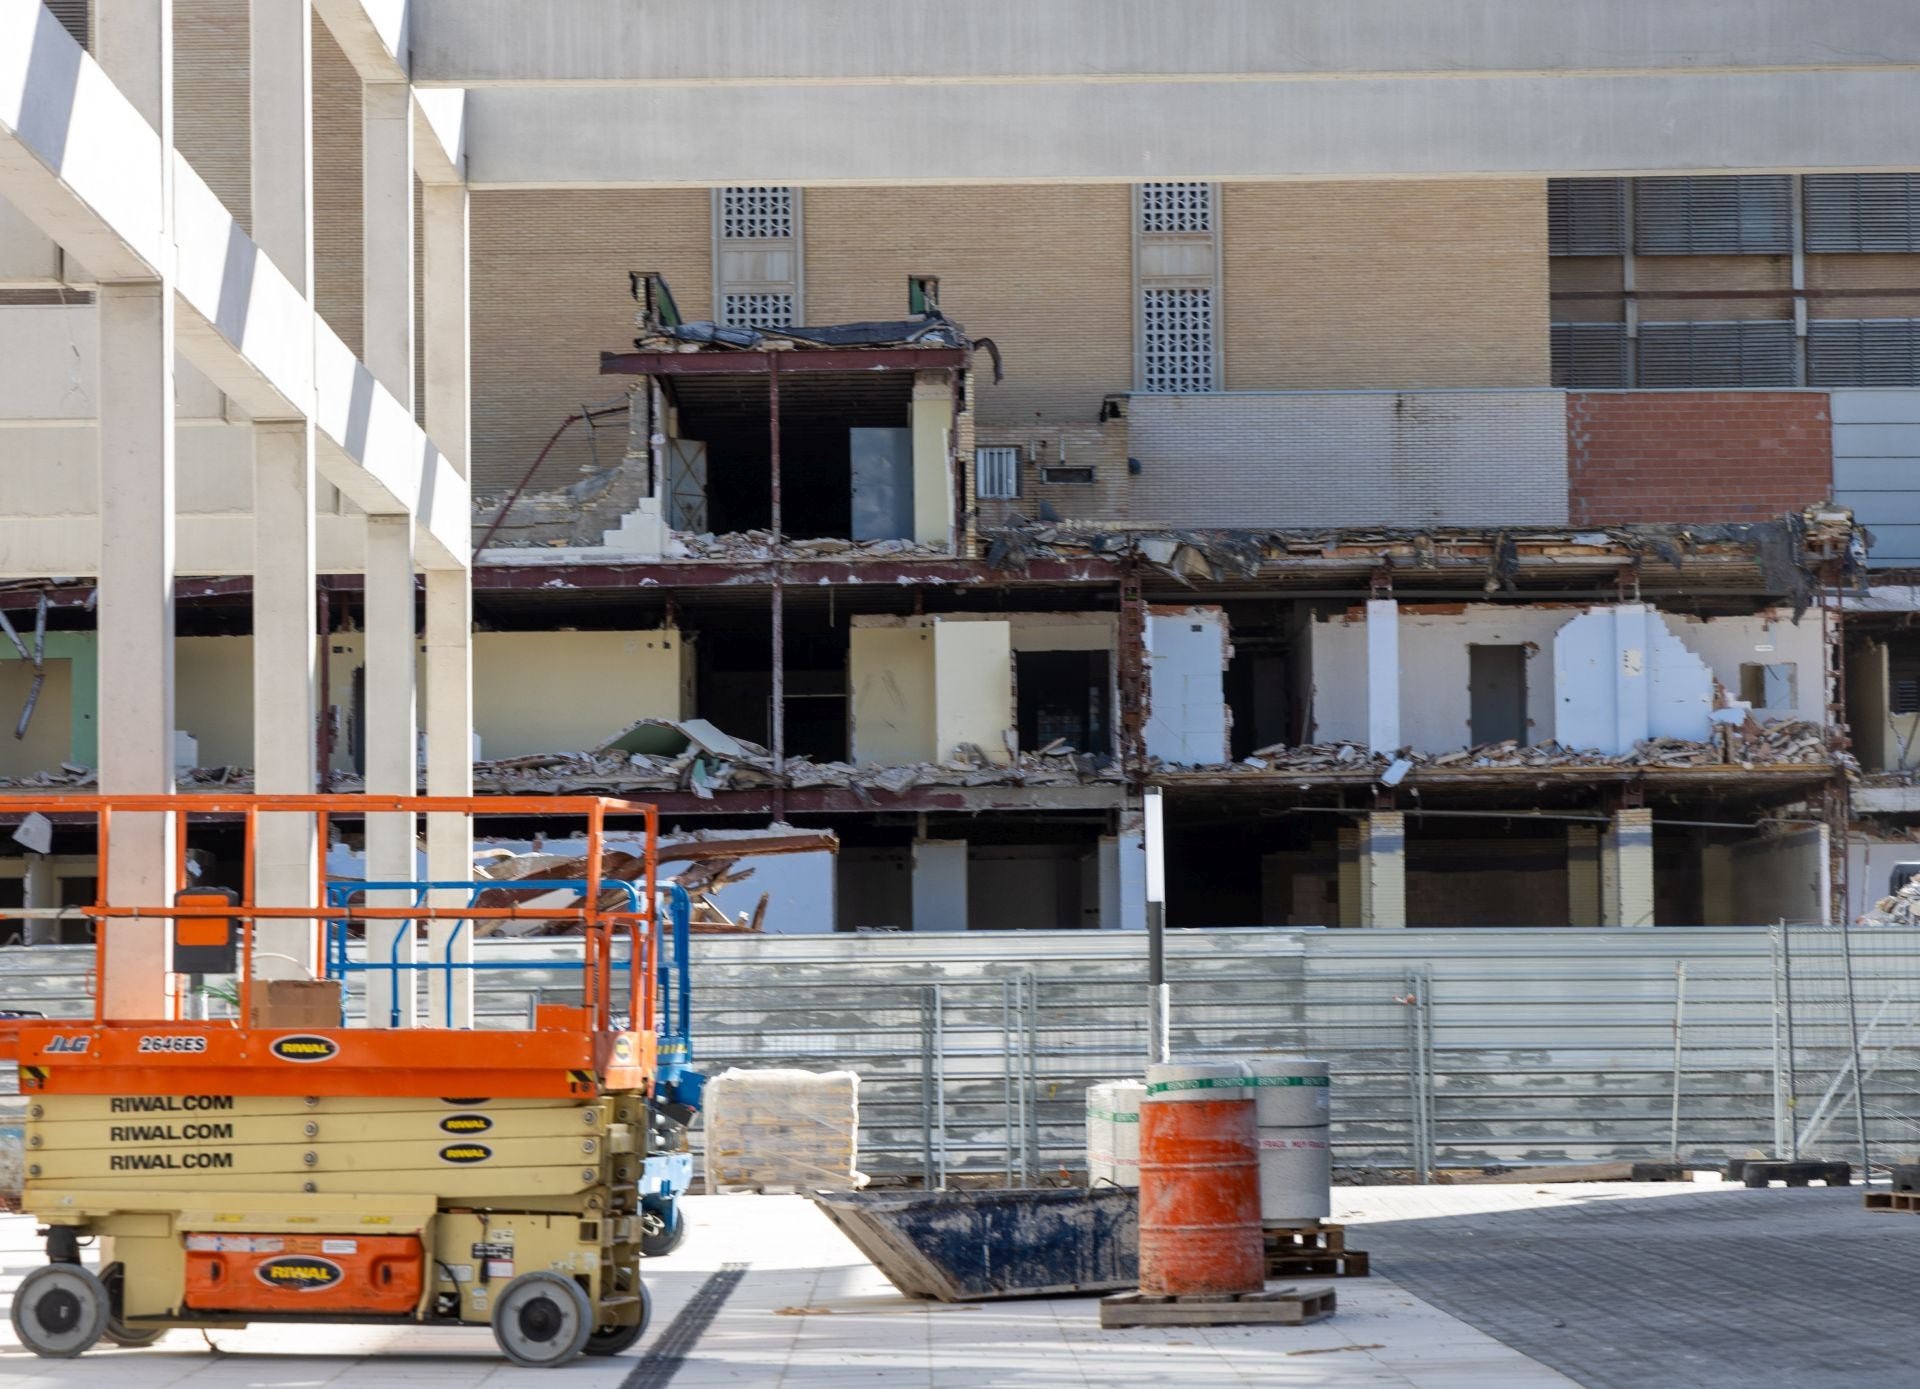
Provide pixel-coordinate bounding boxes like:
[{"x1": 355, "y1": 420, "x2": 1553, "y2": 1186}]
[{"x1": 1566, "y1": 391, "x2": 1833, "y2": 525}]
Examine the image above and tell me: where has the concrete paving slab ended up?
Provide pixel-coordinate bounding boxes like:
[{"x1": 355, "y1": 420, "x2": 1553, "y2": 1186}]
[
  {"x1": 0, "y1": 1193, "x2": 1576, "y2": 1388},
  {"x1": 1335, "y1": 1180, "x2": 1920, "y2": 1389}
]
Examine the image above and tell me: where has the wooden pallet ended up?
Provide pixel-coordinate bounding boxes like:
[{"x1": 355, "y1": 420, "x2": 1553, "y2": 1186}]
[
  {"x1": 1864, "y1": 1190, "x2": 1920, "y2": 1214},
  {"x1": 1264, "y1": 1223, "x2": 1370, "y2": 1278},
  {"x1": 1101, "y1": 1284, "x2": 1336, "y2": 1329}
]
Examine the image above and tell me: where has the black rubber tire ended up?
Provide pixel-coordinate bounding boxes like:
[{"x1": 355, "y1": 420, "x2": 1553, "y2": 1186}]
[
  {"x1": 490, "y1": 1272, "x2": 594, "y2": 1368},
  {"x1": 11, "y1": 1263, "x2": 109, "y2": 1359},
  {"x1": 640, "y1": 1201, "x2": 687, "y2": 1258},
  {"x1": 583, "y1": 1280, "x2": 651, "y2": 1357},
  {"x1": 99, "y1": 1263, "x2": 167, "y2": 1348}
]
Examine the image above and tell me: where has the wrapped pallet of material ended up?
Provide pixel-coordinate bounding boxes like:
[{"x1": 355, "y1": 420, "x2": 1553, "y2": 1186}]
[
  {"x1": 703, "y1": 1067, "x2": 865, "y2": 1192},
  {"x1": 1109, "y1": 1078, "x2": 1146, "y2": 1187},
  {"x1": 1085, "y1": 1081, "x2": 1116, "y2": 1187}
]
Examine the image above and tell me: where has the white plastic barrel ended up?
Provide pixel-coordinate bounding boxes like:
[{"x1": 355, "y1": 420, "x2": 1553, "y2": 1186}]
[
  {"x1": 1109, "y1": 1079, "x2": 1146, "y2": 1187},
  {"x1": 1143, "y1": 1060, "x2": 1250, "y2": 1101},
  {"x1": 1085, "y1": 1081, "x2": 1116, "y2": 1187},
  {"x1": 1247, "y1": 1056, "x2": 1331, "y2": 1223}
]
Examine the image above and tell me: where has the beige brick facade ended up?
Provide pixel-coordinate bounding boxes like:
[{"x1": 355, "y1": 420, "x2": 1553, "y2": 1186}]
[{"x1": 1221, "y1": 181, "x2": 1551, "y2": 390}]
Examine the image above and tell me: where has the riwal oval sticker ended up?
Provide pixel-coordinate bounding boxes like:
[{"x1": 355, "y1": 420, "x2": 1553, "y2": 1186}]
[
  {"x1": 612, "y1": 1035, "x2": 635, "y2": 1065},
  {"x1": 439, "y1": 1142, "x2": 494, "y2": 1165},
  {"x1": 440, "y1": 1113, "x2": 493, "y2": 1136},
  {"x1": 256, "y1": 1256, "x2": 343, "y2": 1291},
  {"x1": 268, "y1": 1035, "x2": 338, "y2": 1064}
]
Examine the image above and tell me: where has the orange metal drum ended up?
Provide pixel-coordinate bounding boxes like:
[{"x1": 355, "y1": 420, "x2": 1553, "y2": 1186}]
[
  {"x1": 183, "y1": 1233, "x2": 424, "y2": 1315},
  {"x1": 1137, "y1": 1096, "x2": 1264, "y2": 1296}
]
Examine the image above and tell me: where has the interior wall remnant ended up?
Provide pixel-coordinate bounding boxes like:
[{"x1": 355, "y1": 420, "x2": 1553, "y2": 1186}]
[
  {"x1": 848, "y1": 622, "x2": 935, "y2": 765},
  {"x1": 1567, "y1": 825, "x2": 1602, "y2": 926},
  {"x1": 837, "y1": 846, "x2": 911, "y2": 930},
  {"x1": 1143, "y1": 606, "x2": 1230, "y2": 765},
  {"x1": 1705, "y1": 826, "x2": 1831, "y2": 925},
  {"x1": 1111, "y1": 810, "x2": 1147, "y2": 930},
  {"x1": 0, "y1": 658, "x2": 75, "y2": 779},
  {"x1": 1664, "y1": 609, "x2": 1824, "y2": 723},
  {"x1": 472, "y1": 629, "x2": 694, "y2": 758},
  {"x1": 1365, "y1": 599, "x2": 1400, "y2": 754},
  {"x1": 912, "y1": 838, "x2": 969, "y2": 931},
  {"x1": 909, "y1": 371, "x2": 955, "y2": 546},
  {"x1": 968, "y1": 843, "x2": 1089, "y2": 929},
  {"x1": 933, "y1": 618, "x2": 1013, "y2": 763},
  {"x1": 1555, "y1": 605, "x2": 1713, "y2": 755},
  {"x1": 1846, "y1": 639, "x2": 1891, "y2": 771}
]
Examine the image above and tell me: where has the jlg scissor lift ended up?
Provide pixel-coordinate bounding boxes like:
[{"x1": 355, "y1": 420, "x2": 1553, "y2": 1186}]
[{"x1": 2, "y1": 794, "x2": 670, "y2": 1367}]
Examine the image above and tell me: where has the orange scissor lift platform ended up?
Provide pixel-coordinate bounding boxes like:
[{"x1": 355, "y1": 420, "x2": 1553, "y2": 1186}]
[{"x1": 4, "y1": 795, "x2": 665, "y2": 1368}]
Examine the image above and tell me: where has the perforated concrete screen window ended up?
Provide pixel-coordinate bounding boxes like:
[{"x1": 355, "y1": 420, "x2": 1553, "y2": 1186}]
[
  {"x1": 714, "y1": 187, "x2": 803, "y2": 327},
  {"x1": 1134, "y1": 183, "x2": 1219, "y2": 392},
  {"x1": 1140, "y1": 288, "x2": 1216, "y2": 393}
]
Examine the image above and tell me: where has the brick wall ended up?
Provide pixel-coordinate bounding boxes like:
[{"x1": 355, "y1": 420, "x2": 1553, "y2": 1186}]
[
  {"x1": 1128, "y1": 390, "x2": 1569, "y2": 528},
  {"x1": 1566, "y1": 391, "x2": 1833, "y2": 525},
  {"x1": 1223, "y1": 181, "x2": 1550, "y2": 389}
]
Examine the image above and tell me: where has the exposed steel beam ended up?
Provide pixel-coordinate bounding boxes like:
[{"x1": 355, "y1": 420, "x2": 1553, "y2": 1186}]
[{"x1": 600, "y1": 348, "x2": 968, "y2": 376}]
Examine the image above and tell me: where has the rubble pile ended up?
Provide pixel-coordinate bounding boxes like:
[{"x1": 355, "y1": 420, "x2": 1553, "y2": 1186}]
[
  {"x1": 672, "y1": 530, "x2": 952, "y2": 562},
  {"x1": 1215, "y1": 718, "x2": 1848, "y2": 776}
]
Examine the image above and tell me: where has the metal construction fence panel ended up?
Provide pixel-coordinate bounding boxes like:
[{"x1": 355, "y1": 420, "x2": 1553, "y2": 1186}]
[{"x1": 7, "y1": 926, "x2": 1920, "y2": 1183}]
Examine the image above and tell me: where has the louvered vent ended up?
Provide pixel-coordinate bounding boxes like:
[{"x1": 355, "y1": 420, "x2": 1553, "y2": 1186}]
[
  {"x1": 1548, "y1": 180, "x2": 1627, "y2": 255},
  {"x1": 43, "y1": 0, "x2": 87, "y2": 46},
  {"x1": 1635, "y1": 177, "x2": 1793, "y2": 255},
  {"x1": 1638, "y1": 321, "x2": 1796, "y2": 387},
  {"x1": 1140, "y1": 288, "x2": 1216, "y2": 393},
  {"x1": 1804, "y1": 176, "x2": 1920, "y2": 253},
  {"x1": 974, "y1": 447, "x2": 1020, "y2": 501},
  {"x1": 1551, "y1": 324, "x2": 1631, "y2": 388},
  {"x1": 1139, "y1": 183, "x2": 1214, "y2": 234},
  {"x1": 1808, "y1": 319, "x2": 1920, "y2": 387}
]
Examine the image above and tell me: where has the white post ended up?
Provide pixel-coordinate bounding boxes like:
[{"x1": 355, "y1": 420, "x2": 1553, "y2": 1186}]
[
  {"x1": 363, "y1": 516, "x2": 417, "y2": 1026},
  {"x1": 1143, "y1": 786, "x2": 1169, "y2": 1064},
  {"x1": 94, "y1": 2, "x2": 177, "y2": 1020},
  {"x1": 421, "y1": 177, "x2": 473, "y2": 1026},
  {"x1": 249, "y1": 0, "x2": 319, "y2": 978},
  {"x1": 362, "y1": 81, "x2": 415, "y2": 405},
  {"x1": 1366, "y1": 598, "x2": 1401, "y2": 755}
]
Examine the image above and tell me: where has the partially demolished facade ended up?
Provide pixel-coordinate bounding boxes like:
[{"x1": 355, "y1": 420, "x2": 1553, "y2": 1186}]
[{"x1": 13, "y1": 165, "x2": 1920, "y2": 933}]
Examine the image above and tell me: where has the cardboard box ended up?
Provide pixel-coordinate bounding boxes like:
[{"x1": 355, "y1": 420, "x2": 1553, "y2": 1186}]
[{"x1": 247, "y1": 979, "x2": 342, "y2": 1030}]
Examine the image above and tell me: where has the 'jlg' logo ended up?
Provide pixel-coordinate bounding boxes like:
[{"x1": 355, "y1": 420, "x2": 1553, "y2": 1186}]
[{"x1": 44, "y1": 1035, "x2": 90, "y2": 1054}]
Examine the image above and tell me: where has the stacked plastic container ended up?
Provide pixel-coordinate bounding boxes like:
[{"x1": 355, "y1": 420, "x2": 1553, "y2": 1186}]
[{"x1": 1247, "y1": 1056, "x2": 1332, "y2": 1224}]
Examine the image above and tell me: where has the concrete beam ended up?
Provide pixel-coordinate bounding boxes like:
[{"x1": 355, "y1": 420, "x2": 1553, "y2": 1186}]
[
  {"x1": 410, "y1": 0, "x2": 1920, "y2": 85},
  {"x1": 0, "y1": 513, "x2": 369, "y2": 577},
  {"x1": 1, "y1": 8, "x2": 468, "y2": 571},
  {"x1": 313, "y1": 0, "x2": 409, "y2": 83},
  {"x1": 461, "y1": 71, "x2": 1920, "y2": 186},
  {"x1": 412, "y1": 89, "x2": 466, "y2": 185}
]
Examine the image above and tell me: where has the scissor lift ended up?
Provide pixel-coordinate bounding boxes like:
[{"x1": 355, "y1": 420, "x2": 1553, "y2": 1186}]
[{"x1": 3, "y1": 794, "x2": 669, "y2": 1367}]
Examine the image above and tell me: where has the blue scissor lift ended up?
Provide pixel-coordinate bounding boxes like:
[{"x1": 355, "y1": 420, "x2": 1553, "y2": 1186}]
[{"x1": 326, "y1": 877, "x2": 705, "y2": 1258}]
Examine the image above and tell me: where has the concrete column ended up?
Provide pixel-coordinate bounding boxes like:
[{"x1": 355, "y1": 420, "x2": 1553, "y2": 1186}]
[
  {"x1": 1336, "y1": 826, "x2": 1362, "y2": 927},
  {"x1": 363, "y1": 515, "x2": 417, "y2": 1026},
  {"x1": 1601, "y1": 808, "x2": 1655, "y2": 927},
  {"x1": 22, "y1": 856, "x2": 55, "y2": 947},
  {"x1": 251, "y1": 422, "x2": 319, "y2": 974},
  {"x1": 911, "y1": 839, "x2": 968, "y2": 932},
  {"x1": 93, "y1": 2, "x2": 177, "y2": 1018},
  {"x1": 421, "y1": 176, "x2": 472, "y2": 1026},
  {"x1": 248, "y1": 2, "x2": 319, "y2": 976},
  {"x1": 1567, "y1": 825, "x2": 1602, "y2": 926},
  {"x1": 909, "y1": 372, "x2": 955, "y2": 547},
  {"x1": 1357, "y1": 812, "x2": 1407, "y2": 928},
  {"x1": 1365, "y1": 599, "x2": 1401, "y2": 755},
  {"x1": 423, "y1": 569, "x2": 472, "y2": 1027},
  {"x1": 362, "y1": 82, "x2": 415, "y2": 406}
]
